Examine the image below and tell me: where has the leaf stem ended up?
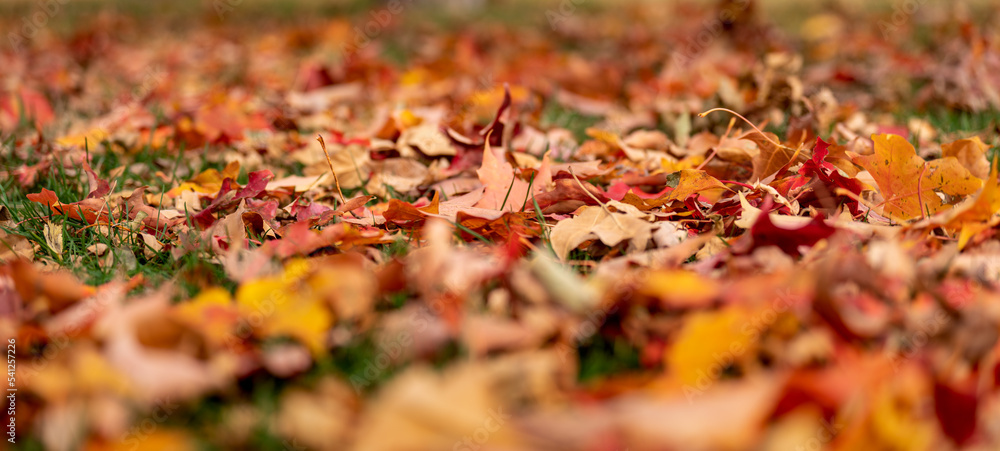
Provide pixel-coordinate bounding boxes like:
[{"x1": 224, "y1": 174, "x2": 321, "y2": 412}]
[
  {"x1": 317, "y1": 135, "x2": 347, "y2": 207},
  {"x1": 698, "y1": 107, "x2": 794, "y2": 151}
]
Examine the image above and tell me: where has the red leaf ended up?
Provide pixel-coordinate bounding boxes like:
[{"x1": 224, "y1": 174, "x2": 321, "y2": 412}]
[{"x1": 934, "y1": 377, "x2": 978, "y2": 445}]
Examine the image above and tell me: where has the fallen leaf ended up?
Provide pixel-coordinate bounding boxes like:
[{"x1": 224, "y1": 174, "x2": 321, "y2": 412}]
[
  {"x1": 659, "y1": 169, "x2": 729, "y2": 203},
  {"x1": 666, "y1": 306, "x2": 759, "y2": 387},
  {"x1": 549, "y1": 201, "x2": 659, "y2": 260},
  {"x1": 942, "y1": 136, "x2": 991, "y2": 179},
  {"x1": 475, "y1": 141, "x2": 551, "y2": 211},
  {"x1": 744, "y1": 132, "x2": 805, "y2": 182},
  {"x1": 851, "y1": 134, "x2": 982, "y2": 220}
]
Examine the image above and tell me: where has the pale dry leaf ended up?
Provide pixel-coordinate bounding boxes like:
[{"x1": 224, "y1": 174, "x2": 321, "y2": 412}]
[
  {"x1": 293, "y1": 141, "x2": 371, "y2": 189},
  {"x1": 942, "y1": 136, "x2": 991, "y2": 180},
  {"x1": 43, "y1": 219, "x2": 64, "y2": 256},
  {"x1": 612, "y1": 376, "x2": 784, "y2": 450},
  {"x1": 528, "y1": 253, "x2": 600, "y2": 312},
  {"x1": 398, "y1": 123, "x2": 456, "y2": 156},
  {"x1": 0, "y1": 229, "x2": 35, "y2": 262},
  {"x1": 275, "y1": 377, "x2": 357, "y2": 451},
  {"x1": 350, "y1": 351, "x2": 564, "y2": 451},
  {"x1": 96, "y1": 285, "x2": 234, "y2": 403},
  {"x1": 549, "y1": 200, "x2": 657, "y2": 261},
  {"x1": 365, "y1": 158, "x2": 430, "y2": 198},
  {"x1": 266, "y1": 173, "x2": 331, "y2": 192}
]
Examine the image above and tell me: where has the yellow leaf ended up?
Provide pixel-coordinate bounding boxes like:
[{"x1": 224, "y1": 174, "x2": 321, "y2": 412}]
[
  {"x1": 43, "y1": 219, "x2": 64, "y2": 256},
  {"x1": 75, "y1": 346, "x2": 132, "y2": 395},
  {"x1": 166, "y1": 161, "x2": 241, "y2": 197},
  {"x1": 56, "y1": 128, "x2": 110, "y2": 148},
  {"x1": 947, "y1": 164, "x2": 1000, "y2": 248},
  {"x1": 101, "y1": 430, "x2": 196, "y2": 451},
  {"x1": 174, "y1": 287, "x2": 240, "y2": 348},
  {"x1": 235, "y1": 276, "x2": 287, "y2": 314},
  {"x1": 262, "y1": 298, "x2": 332, "y2": 355},
  {"x1": 869, "y1": 384, "x2": 934, "y2": 451},
  {"x1": 852, "y1": 134, "x2": 982, "y2": 220},
  {"x1": 639, "y1": 270, "x2": 720, "y2": 308},
  {"x1": 660, "y1": 169, "x2": 729, "y2": 203},
  {"x1": 667, "y1": 307, "x2": 758, "y2": 386},
  {"x1": 942, "y1": 136, "x2": 990, "y2": 179},
  {"x1": 660, "y1": 155, "x2": 705, "y2": 174},
  {"x1": 233, "y1": 263, "x2": 331, "y2": 354}
]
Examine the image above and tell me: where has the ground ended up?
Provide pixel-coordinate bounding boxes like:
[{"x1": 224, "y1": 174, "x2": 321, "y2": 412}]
[{"x1": 2, "y1": 0, "x2": 1000, "y2": 450}]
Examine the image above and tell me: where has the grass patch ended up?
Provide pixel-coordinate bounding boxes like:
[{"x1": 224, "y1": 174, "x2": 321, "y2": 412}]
[{"x1": 577, "y1": 334, "x2": 642, "y2": 382}]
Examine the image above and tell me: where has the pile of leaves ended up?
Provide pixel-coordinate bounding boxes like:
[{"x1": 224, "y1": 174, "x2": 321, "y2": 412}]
[{"x1": 2, "y1": 1, "x2": 1000, "y2": 449}]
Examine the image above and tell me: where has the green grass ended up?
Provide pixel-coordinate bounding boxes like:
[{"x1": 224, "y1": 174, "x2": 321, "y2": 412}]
[
  {"x1": 919, "y1": 109, "x2": 1000, "y2": 137},
  {"x1": 541, "y1": 102, "x2": 603, "y2": 143},
  {"x1": 577, "y1": 334, "x2": 642, "y2": 382},
  {"x1": 0, "y1": 139, "x2": 240, "y2": 297}
]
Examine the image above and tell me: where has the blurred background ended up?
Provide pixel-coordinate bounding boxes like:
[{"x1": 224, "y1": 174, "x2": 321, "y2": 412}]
[{"x1": 2, "y1": 1, "x2": 1000, "y2": 450}]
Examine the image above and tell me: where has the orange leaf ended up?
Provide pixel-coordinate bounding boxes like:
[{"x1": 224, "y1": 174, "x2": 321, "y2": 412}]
[
  {"x1": 474, "y1": 142, "x2": 551, "y2": 211},
  {"x1": 27, "y1": 188, "x2": 110, "y2": 224},
  {"x1": 942, "y1": 136, "x2": 990, "y2": 179},
  {"x1": 944, "y1": 164, "x2": 1000, "y2": 248},
  {"x1": 852, "y1": 134, "x2": 982, "y2": 220},
  {"x1": 660, "y1": 169, "x2": 729, "y2": 203},
  {"x1": 666, "y1": 306, "x2": 758, "y2": 387}
]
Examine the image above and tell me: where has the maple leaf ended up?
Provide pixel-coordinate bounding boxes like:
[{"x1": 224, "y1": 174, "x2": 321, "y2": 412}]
[
  {"x1": 382, "y1": 194, "x2": 440, "y2": 230},
  {"x1": 744, "y1": 131, "x2": 806, "y2": 182},
  {"x1": 666, "y1": 306, "x2": 758, "y2": 386},
  {"x1": 748, "y1": 207, "x2": 837, "y2": 257},
  {"x1": 942, "y1": 136, "x2": 991, "y2": 179},
  {"x1": 925, "y1": 163, "x2": 1000, "y2": 248},
  {"x1": 533, "y1": 178, "x2": 610, "y2": 214},
  {"x1": 474, "y1": 142, "x2": 552, "y2": 212},
  {"x1": 549, "y1": 200, "x2": 658, "y2": 260},
  {"x1": 659, "y1": 169, "x2": 729, "y2": 203},
  {"x1": 455, "y1": 210, "x2": 541, "y2": 242},
  {"x1": 234, "y1": 261, "x2": 333, "y2": 355},
  {"x1": 795, "y1": 137, "x2": 865, "y2": 214},
  {"x1": 167, "y1": 161, "x2": 241, "y2": 197},
  {"x1": 27, "y1": 188, "x2": 110, "y2": 224},
  {"x1": 851, "y1": 134, "x2": 982, "y2": 221}
]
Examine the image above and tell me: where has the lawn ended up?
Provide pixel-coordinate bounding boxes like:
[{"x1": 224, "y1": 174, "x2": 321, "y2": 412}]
[{"x1": 2, "y1": 0, "x2": 1000, "y2": 450}]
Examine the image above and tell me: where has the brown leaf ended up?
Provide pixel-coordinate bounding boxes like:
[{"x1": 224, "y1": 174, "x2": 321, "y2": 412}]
[{"x1": 744, "y1": 131, "x2": 805, "y2": 182}]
